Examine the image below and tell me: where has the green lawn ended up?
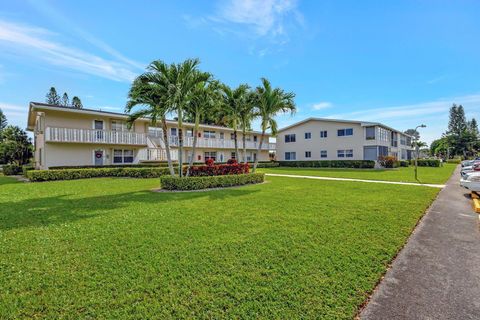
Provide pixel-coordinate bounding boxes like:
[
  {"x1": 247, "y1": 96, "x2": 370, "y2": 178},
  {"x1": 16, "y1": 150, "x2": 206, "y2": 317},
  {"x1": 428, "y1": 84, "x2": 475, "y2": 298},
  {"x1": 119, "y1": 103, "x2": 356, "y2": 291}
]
[
  {"x1": 259, "y1": 163, "x2": 457, "y2": 185},
  {"x1": 0, "y1": 175, "x2": 440, "y2": 319}
]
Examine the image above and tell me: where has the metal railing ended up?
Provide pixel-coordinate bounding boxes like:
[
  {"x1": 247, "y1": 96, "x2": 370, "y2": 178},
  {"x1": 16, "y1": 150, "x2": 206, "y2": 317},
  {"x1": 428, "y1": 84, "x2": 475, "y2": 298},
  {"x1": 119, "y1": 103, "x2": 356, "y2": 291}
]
[{"x1": 45, "y1": 127, "x2": 147, "y2": 145}]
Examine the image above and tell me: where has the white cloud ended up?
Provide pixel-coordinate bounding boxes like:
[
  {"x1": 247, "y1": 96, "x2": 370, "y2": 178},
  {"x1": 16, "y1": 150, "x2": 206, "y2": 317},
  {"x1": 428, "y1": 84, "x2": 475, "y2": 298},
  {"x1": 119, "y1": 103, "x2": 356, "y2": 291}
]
[
  {"x1": 0, "y1": 102, "x2": 28, "y2": 130},
  {"x1": 0, "y1": 20, "x2": 138, "y2": 82},
  {"x1": 311, "y1": 102, "x2": 332, "y2": 111}
]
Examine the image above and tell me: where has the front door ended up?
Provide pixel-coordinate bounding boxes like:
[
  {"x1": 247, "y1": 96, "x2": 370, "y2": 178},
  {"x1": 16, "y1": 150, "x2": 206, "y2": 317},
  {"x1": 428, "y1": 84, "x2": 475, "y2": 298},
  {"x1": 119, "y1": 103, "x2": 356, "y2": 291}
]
[
  {"x1": 94, "y1": 150, "x2": 104, "y2": 166},
  {"x1": 94, "y1": 120, "x2": 104, "y2": 140}
]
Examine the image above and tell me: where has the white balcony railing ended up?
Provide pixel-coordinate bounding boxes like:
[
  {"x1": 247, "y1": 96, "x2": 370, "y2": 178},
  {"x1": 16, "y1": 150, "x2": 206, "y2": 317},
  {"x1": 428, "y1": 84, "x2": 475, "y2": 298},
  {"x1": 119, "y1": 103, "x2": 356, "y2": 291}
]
[
  {"x1": 137, "y1": 148, "x2": 178, "y2": 161},
  {"x1": 165, "y1": 136, "x2": 275, "y2": 150},
  {"x1": 45, "y1": 127, "x2": 147, "y2": 145}
]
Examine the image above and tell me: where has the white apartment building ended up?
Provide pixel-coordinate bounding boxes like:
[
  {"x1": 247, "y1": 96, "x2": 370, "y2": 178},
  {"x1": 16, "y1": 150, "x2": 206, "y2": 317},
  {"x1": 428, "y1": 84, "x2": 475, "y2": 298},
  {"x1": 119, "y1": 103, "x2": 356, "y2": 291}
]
[
  {"x1": 27, "y1": 102, "x2": 274, "y2": 169},
  {"x1": 276, "y1": 118, "x2": 413, "y2": 161}
]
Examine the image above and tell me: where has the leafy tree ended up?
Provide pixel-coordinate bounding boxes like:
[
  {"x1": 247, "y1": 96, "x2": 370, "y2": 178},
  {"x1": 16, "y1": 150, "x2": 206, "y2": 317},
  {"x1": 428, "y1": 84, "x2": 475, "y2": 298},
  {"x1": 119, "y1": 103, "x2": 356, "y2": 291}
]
[
  {"x1": 252, "y1": 78, "x2": 296, "y2": 172},
  {"x1": 0, "y1": 108, "x2": 7, "y2": 131},
  {"x1": 62, "y1": 92, "x2": 70, "y2": 106},
  {"x1": 46, "y1": 87, "x2": 61, "y2": 105},
  {"x1": 404, "y1": 129, "x2": 420, "y2": 140},
  {"x1": 0, "y1": 125, "x2": 33, "y2": 165},
  {"x1": 72, "y1": 96, "x2": 83, "y2": 109}
]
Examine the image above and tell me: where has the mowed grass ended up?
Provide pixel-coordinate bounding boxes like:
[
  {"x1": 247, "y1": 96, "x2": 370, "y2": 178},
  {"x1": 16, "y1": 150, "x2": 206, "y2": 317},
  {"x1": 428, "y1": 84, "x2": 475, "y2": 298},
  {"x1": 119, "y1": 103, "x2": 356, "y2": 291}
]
[
  {"x1": 0, "y1": 175, "x2": 439, "y2": 319},
  {"x1": 259, "y1": 163, "x2": 457, "y2": 185}
]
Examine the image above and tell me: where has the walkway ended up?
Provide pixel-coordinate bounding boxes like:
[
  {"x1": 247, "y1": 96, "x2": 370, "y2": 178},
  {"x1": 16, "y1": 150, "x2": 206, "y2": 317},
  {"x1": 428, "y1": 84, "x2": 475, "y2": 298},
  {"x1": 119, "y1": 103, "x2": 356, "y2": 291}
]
[
  {"x1": 265, "y1": 173, "x2": 445, "y2": 188},
  {"x1": 360, "y1": 165, "x2": 480, "y2": 319}
]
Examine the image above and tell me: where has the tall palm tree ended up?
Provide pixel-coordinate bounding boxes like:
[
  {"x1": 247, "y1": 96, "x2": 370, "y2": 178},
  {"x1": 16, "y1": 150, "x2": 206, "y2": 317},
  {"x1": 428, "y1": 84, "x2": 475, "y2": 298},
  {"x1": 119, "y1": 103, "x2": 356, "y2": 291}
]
[
  {"x1": 253, "y1": 78, "x2": 296, "y2": 172},
  {"x1": 239, "y1": 90, "x2": 256, "y2": 163},
  {"x1": 125, "y1": 70, "x2": 175, "y2": 176},
  {"x1": 184, "y1": 79, "x2": 219, "y2": 176},
  {"x1": 220, "y1": 84, "x2": 250, "y2": 161}
]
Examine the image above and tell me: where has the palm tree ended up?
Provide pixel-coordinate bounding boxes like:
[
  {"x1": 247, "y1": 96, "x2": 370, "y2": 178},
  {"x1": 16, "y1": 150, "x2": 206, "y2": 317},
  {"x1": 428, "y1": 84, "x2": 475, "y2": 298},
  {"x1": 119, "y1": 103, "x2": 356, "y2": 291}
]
[
  {"x1": 220, "y1": 84, "x2": 250, "y2": 161},
  {"x1": 184, "y1": 79, "x2": 219, "y2": 176},
  {"x1": 125, "y1": 71, "x2": 175, "y2": 176},
  {"x1": 239, "y1": 90, "x2": 256, "y2": 163},
  {"x1": 252, "y1": 78, "x2": 296, "y2": 172}
]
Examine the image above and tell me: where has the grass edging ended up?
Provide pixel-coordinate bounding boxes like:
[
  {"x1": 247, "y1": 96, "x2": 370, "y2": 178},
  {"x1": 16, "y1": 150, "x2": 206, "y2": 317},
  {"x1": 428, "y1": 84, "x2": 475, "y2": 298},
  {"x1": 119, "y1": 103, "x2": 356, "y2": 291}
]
[{"x1": 160, "y1": 173, "x2": 265, "y2": 191}]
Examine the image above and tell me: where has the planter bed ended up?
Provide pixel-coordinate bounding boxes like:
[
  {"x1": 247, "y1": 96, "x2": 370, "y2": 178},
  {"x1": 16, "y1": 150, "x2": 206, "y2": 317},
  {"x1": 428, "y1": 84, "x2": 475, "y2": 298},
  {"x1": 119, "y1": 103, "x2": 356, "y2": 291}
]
[{"x1": 160, "y1": 173, "x2": 265, "y2": 191}]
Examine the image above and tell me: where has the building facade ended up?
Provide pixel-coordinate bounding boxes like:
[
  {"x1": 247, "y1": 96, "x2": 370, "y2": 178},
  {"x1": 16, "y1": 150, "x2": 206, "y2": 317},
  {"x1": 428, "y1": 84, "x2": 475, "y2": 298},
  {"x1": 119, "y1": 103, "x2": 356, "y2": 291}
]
[
  {"x1": 276, "y1": 118, "x2": 413, "y2": 161},
  {"x1": 27, "y1": 102, "x2": 274, "y2": 169}
]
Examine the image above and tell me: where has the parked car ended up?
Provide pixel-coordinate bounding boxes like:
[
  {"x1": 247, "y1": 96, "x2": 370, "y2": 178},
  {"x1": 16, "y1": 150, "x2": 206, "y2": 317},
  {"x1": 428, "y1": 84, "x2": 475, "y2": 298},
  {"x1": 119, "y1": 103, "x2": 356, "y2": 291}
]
[
  {"x1": 461, "y1": 161, "x2": 480, "y2": 178},
  {"x1": 460, "y1": 171, "x2": 480, "y2": 192},
  {"x1": 462, "y1": 157, "x2": 480, "y2": 167}
]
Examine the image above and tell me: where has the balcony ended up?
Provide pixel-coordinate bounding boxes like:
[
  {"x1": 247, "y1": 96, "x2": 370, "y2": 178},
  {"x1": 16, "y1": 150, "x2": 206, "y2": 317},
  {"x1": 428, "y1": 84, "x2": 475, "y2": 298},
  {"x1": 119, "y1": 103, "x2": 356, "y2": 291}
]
[
  {"x1": 167, "y1": 136, "x2": 275, "y2": 150},
  {"x1": 137, "y1": 148, "x2": 178, "y2": 161},
  {"x1": 45, "y1": 127, "x2": 147, "y2": 145}
]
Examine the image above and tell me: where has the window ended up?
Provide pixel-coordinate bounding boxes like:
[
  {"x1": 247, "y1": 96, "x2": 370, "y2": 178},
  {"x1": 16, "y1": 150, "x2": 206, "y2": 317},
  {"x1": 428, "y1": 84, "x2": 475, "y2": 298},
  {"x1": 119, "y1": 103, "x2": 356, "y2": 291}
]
[
  {"x1": 185, "y1": 129, "x2": 193, "y2": 137},
  {"x1": 230, "y1": 133, "x2": 235, "y2": 139},
  {"x1": 305, "y1": 151, "x2": 311, "y2": 158},
  {"x1": 170, "y1": 128, "x2": 177, "y2": 136},
  {"x1": 285, "y1": 134, "x2": 296, "y2": 143},
  {"x1": 204, "y1": 151, "x2": 217, "y2": 161},
  {"x1": 400, "y1": 135, "x2": 406, "y2": 146},
  {"x1": 320, "y1": 150, "x2": 327, "y2": 158},
  {"x1": 231, "y1": 152, "x2": 236, "y2": 159},
  {"x1": 111, "y1": 120, "x2": 129, "y2": 131},
  {"x1": 320, "y1": 131, "x2": 328, "y2": 138},
  {"x1": 365, "y1": 126, "x2": 375, "y2": 140},
  {"x1": 113, "y1": 149, "x2": 134, "y2": 164},
  {"x1": 338, "y1": 128, "x2": 353, "y2": 136},
  {"x1": 253, "y1": 136, "x2": 257, "y2": 142},
  {"x1": 345, "y1": 149, "x2": 353, "y2": 158},
  {"x1": 246, "y1": 135, "x2": 251, "y2": 141},
  {"x1": 337, "y1": 150, "x2": 345, "y2": 158},
  {"x1": 220, "y1": 132, "x2": 224, "y2": 139},
  {"x1": 376, "y1": 127, "x2": 390, "y2": 142},
  {"x1": 204, "y1": 130, "x2": 216, "y2": 139},
  {"x1": 304, "y1": 132, "x2": 311, "y2": 139},
  {"x1": 285, "y1": 152, "x2": 296, "y2": 160}
]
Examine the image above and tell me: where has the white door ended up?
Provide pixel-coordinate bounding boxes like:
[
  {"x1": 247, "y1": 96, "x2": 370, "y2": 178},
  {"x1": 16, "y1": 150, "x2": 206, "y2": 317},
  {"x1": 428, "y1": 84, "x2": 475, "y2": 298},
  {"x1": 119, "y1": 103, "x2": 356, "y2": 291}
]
[{"x1": 94, "y1": 150, "x2": 104, "y2": 166}]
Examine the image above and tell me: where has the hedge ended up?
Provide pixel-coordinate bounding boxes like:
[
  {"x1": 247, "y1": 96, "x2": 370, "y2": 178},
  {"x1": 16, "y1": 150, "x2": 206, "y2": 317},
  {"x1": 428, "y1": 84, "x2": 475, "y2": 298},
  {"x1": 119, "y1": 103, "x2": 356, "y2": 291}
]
[
  {"x1": 399, "y1": 160, "x2": 409, "y2": 167},
  {"x1": 277, "y1": 160, "x2": 375, "y2": 169},
  {"x1": 160, "y1": 173, "x2": 265, "y2": 191},
  {"x1": 186, "y1": 163, "x2": 249, "y2": 177},
  {"x1": 446, "y1": 158, "x2": 461, "y2": 164},
  {"x1": 27, "y1": 167, "x2": 172, "y2": 182},
  {"x1": 254, "y1": 162, "x2": 280, "y2": 168},
  {"x1": 2, "y1": 164, "x2": 22, "y2": 175},
  {"x1": 410, "y1": 159, "x2": 441, "y2": 167}
]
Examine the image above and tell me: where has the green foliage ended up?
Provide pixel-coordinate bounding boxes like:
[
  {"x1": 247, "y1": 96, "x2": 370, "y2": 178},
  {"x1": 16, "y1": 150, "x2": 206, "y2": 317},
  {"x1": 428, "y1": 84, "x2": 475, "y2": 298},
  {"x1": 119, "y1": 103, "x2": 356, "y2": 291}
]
[
  {"x1": 443, "y1": 103, "x2": 479, "y2": 157},
  {"x1": 71, "y1": 96, "x2": 83, "y2": 108},
  {"x1": 27, "y1": 167, "x2": 172, "y2": 182},
  {"x1": 0, "y1": 108, "x2": 6, "y2": 131},
  {"x1": 410, "y1": 159, "x2": 441, "y2": 167},
  {"x1": 378, "y1": 156, "x2": 398, "y2": 168},
  {"x1": 45, "y1": 87, "x2": 61, "y2": 105},
  {"x1": 253, "y1": 162, "x2": 279, "y2": 168},
  {"x1": 278, "y1": 160, "x2": 375, "y2": 168},
  {"x1": 62, "y1": 92, "x2": 70, "y2": 106},
  {"x1": 0, "y1": 125, "x2": 33, "y2": 165},
  {"x1": 399, "y1": 160, "x2": 409, "y2": 167},
  {"x1": 160, "y1": 173, "x2": 264, "y2": 190},
  {"x1": 2, "y1": 164, "x2": 22, "y2": 175},
  {"x1": 446, "y1": 158, "x2": 461, "y2": 164}
]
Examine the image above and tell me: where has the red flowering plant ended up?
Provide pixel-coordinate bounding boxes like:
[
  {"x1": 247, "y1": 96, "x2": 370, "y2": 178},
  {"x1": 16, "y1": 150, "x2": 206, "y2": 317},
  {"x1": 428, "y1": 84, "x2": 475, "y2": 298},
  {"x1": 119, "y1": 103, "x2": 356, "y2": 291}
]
[
  {"x1": 184, "y1": 160, "x2": 249, "y2": 177},
  {"x1": 205, "y1": 158, "x2": 215, "y2": 166},
  {"x1": 227, "y1": 158, "x2": 237, "y2": 165}
]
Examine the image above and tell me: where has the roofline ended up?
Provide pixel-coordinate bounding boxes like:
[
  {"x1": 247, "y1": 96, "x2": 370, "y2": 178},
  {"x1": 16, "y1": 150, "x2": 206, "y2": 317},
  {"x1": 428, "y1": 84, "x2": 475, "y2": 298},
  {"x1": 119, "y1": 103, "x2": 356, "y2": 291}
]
[
  {"x1": 277, "y1": 117, "x2": 412, "y2": 137},
  {"x1": 27, "y1": 102, "x2": 269, "y2": 135}
]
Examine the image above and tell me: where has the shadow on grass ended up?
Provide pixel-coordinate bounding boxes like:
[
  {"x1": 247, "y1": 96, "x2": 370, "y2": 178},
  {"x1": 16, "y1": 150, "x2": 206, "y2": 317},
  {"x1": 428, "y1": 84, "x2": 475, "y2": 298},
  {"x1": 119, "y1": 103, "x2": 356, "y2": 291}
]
[
  {"x1": 0, "y1": 176, "x2": 22, "y2": 185},
  {"x1": 0, "y1": 187, "x2": 259, "y2": 231}
]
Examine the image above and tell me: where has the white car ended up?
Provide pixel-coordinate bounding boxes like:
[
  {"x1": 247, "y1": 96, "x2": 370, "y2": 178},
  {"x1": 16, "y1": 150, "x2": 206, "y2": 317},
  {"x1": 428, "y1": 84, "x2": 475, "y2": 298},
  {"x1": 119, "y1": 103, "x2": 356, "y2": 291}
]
[
  {"x1": 461, "y1": 161, "x2": 480, "y2": 178},
  {"x1": 460, "y1": 171, "x2": 480, "y2": 192}
]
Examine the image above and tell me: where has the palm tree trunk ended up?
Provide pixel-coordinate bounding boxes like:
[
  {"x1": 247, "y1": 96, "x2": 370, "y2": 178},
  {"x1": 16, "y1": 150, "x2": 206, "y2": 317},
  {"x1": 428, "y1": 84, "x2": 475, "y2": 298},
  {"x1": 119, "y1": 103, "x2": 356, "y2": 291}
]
[
  {"x1": 186, "y1": 114, "x2": 199, "y2": 177},
  {"x1": 253, "y1": 130, "x2": 265, "y2": 173},
  {"x1": 242, "y1": 127, "x2": 247, "y2": 164},
  {"x1": 178, "y1": 108, "x2": 184, "y2": 178},
  {"x1": 233, "y1": 130, "x2": 239, "y2": 161},
  {"x1": 161, "y1": 117, "x2": 175, "y2": 176}
]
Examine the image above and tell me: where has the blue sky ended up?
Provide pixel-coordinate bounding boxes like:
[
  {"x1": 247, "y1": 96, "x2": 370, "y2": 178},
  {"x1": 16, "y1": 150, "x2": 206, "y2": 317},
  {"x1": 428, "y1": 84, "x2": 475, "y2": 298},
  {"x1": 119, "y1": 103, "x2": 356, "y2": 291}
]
[{"x1": 1, "y1": 0, "x2": 480, "y2": 143}]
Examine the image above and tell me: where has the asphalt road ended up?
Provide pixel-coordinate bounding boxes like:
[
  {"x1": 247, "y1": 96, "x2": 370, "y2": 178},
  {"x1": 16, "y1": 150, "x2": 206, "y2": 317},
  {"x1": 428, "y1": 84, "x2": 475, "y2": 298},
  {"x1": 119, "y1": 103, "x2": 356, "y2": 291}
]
[{"x1": 361, "y1": 165, "x2": 480, "y2": 320}]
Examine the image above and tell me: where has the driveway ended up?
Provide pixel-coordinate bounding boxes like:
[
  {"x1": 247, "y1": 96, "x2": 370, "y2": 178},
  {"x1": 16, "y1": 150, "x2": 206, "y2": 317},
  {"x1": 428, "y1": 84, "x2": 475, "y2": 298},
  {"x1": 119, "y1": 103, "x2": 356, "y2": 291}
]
[{"x1": 360, "y1": 165, "x2": 480, "y2": 319}]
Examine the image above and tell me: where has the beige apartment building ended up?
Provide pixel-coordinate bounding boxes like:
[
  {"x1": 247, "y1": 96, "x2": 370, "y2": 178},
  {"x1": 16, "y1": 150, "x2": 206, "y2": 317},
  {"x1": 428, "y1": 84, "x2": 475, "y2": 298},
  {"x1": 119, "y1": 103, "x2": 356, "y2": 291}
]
[
  {"x1": 276, "y1": 118, "x2": 414, "y2": 161},
  {"x1": 27, "y1": 102, "x2": 274, "y2": 169}
]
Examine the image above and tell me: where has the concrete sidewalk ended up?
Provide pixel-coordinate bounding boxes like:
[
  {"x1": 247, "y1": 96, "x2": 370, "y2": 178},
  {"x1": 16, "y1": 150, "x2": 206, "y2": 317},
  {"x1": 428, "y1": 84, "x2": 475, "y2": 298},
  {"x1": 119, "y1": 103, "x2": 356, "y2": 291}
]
[{"x1": 360, "y1": 165, "x2": 480, "y2": 320}]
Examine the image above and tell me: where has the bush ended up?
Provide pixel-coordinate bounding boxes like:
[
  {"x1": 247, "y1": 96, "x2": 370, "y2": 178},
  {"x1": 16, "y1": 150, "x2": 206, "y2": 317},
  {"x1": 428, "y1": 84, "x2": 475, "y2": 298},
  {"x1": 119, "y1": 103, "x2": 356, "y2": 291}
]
[
  {"x1": 160, "y1": 173, "x2": 265, "y2": 191},
  {"x1": 2, "y1": 164, "x2": 22, "y2": 175},
  {"x1": 254, "y1": 162, "x2": 280, "y2": 168},
  {"x1": 378, "y1": 156, "x2": 398, "y2": 168},
  {"x1": 22, "y1": 165, "x2": 34, "y2": 176},
  {"x1": 399, "y1": 160, "x2": 409, "y2": 167},
  {"x1": 277, "y1": 160, "x2": 375, "y2": 169},
  {"x1": 27, "y1": 167, "x2": 172, "y2": 182},
  {"x1": 205, "y1": 158, "x2": 215, "y2": 166},
  {"x1": 185, "y1": 163, "x2": 249, "y2": 177},
  {"x1": 446, "y1": 158, "x2": 461, "y2": 164},
  {"x1": 227, "y1": 159, "x2": 238, "y2": 165},
  {"x1": 410, "y1": 159, "x2": 441, "y2": 167}
]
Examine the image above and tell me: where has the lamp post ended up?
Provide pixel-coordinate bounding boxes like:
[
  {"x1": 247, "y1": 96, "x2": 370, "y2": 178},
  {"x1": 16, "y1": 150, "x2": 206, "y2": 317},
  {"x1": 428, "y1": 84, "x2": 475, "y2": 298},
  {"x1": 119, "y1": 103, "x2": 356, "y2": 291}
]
[{"x1": 414, "y1": 124, "x2": 426, "y2": 181}]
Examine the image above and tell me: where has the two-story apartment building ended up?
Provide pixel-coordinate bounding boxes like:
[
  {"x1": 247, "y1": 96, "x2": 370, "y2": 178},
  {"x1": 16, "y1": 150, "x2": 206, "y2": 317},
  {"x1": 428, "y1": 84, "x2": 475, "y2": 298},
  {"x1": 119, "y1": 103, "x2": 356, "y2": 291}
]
[
  {"x1": 276, "y1": 117, "x2": 413, "y2": 161},
  {"x1": 27, "y1": 102, "x2": 274, "y2": 169}
]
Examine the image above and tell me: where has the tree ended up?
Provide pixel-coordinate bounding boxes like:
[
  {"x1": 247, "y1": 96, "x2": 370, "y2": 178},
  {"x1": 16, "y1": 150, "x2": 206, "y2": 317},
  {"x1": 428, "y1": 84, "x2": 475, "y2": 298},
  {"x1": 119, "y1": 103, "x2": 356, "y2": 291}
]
[
  {"x1": 239, "y1": 90, "x2": 256, "y2": 163},
  {"x1": 125, "y1": 75, "x2": 175, "y2": 176},
  {"x1": 220, "y1": 84, "x2": 251, "y2": 162},
  {"x1": 252, "y1": 78, "x2": 296, "y2": 172},
  {"x1": 404, "y1": 129, "x2": 420, "y2": 140},
  {"x1": 0, "y1": 108, "x2": 7, "y2": 131},
  {"x1": 46, "y1": 87, "x2": 61, "y2": 105},
  {"x1": 184, "y1": 79, "x2": 218, "y2": 176},
  {"x1": 62, "y1": 92, "x2": 70, "y2": 106},
  {"x1": 0, "y1": 125, "x2": 33, "y2": 165},
  {"x1": 72, "y1": 96, "x2": 83, "y2": 109},
  {"x1": 447, "y1": 104, "x2": 467, "y2": 136}
]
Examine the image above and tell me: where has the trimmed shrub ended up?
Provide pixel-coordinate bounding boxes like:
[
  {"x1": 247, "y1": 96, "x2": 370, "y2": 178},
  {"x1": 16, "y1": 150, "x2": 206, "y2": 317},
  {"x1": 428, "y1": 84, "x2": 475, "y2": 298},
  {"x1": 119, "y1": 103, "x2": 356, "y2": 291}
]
[
  {"x1": 160, "y1": 173, "x2": 265, "y2": 191},
  {"x1": 378, "y1": 156, "x2": 398, "y2": 168},
  {"x1": 27, "y1": 167, "x2": 172, "y2": 182},
  {"x1": 399, "y1": 160, "x2": 409, "y2": 167},
  {"x1": 277, "y1": 160, "x2": 375, "y2": 169},
  {"x1": 186, "y1": 163, "x2": 249, "y2": 177},
  {"x1": 2, "y1": 164, "x2": 22, "y2": 175},
  {"x1": 22, "y1": 165, "x2": 34, "y2": 176},
  {"x1": 254, "y1": 162, "x2": 279, "y2": 168},
  {"x1": 446, "y1": 158, "x2": 461, "y2": 164},
  {"x1": 410, "y1": 159, "x2": 441, "y2": 167}
]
